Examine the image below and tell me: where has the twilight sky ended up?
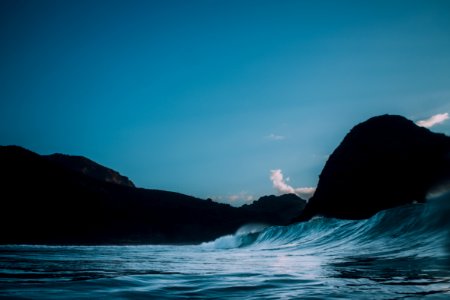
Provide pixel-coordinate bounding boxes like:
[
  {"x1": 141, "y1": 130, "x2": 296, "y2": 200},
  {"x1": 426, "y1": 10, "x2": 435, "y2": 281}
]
[{"x1": 1, "y1": 0, "x2": 450, "y2": 205}]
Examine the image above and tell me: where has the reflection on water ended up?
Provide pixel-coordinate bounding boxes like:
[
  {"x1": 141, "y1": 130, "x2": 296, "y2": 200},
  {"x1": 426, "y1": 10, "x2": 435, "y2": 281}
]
[
  {"x1": 1, "y1": 244, "x2": 449, "y2": 299},
  {"x1": 329, "y1": 255, "x2": 450, "y2": 299}
]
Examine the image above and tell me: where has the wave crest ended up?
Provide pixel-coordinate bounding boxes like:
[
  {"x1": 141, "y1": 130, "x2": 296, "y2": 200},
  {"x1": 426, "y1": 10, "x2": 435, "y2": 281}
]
[{"x1": 202, "y1": 192, "x2": 450, "y2": 261}]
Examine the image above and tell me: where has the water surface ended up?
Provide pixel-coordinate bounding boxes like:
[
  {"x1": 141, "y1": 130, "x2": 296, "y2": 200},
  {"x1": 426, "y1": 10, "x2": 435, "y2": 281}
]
[{"x1": 1, "y1": 193, "x2": 450, "y2": 299}]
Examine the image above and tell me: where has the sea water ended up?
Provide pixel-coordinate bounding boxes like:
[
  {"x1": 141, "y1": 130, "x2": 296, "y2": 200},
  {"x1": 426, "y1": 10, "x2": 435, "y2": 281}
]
[{"x1": 1, "y1": 193, "x2": 450, "y2": 299}]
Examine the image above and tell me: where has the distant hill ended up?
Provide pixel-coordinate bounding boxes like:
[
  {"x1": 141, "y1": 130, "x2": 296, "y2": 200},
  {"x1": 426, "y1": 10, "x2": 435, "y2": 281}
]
[
  {"x1": 242, "y1": 194, "x2": 306, "y2": 225},
  {"x1": 0, "y1": 145, "x2": 305, "y2": 245},
  {"x1": 45, "y1": 153, "x2": 135, "y2": 187},
  {"x1": 294, "y1": 114, "x2": 450, "y2": 221}
]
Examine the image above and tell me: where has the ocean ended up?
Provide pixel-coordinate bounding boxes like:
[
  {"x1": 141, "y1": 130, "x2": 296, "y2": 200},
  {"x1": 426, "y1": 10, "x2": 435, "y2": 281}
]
[{"x1": 1, "y1": 193, "x2": 450, "y2": 299}]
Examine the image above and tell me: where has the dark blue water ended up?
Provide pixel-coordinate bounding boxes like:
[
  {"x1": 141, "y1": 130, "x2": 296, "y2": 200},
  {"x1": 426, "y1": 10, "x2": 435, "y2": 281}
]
[{"x1": 1, "y1": 193, "x2": 450, "y2": 299}]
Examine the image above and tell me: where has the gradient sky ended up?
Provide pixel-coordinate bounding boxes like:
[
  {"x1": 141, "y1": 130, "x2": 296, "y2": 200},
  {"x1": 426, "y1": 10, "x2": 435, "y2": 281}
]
[{"x1": 1, "y1": 0, "x2": 450, "y2": 205}]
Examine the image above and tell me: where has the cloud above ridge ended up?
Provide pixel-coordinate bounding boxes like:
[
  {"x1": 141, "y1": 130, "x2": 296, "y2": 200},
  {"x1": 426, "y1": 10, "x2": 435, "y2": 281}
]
[
  {"x1": 228, "y1": 192, "x2": 255, "y2": 203},
  {"x1": 270, "y1": 169, "x2": 315, "y2": 199},
  {"x1": 416, "y1": 113, "x2": 449, "y2": 128},
  {"x1": 211, "y1": 192, "x2": 255, "y2": 207}
]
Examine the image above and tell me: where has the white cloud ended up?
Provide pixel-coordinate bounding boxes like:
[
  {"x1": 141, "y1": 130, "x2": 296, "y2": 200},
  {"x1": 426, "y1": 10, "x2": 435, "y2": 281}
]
[
  {"x1": 228, "y1": 192, "x2": 255, "y2": 203},
  {"x1": 210, "y1": 192, "x2": 255, "y2": 207},
  {"x1": 270, "y1": 169, "x2": 315, "y2": 199},
  {"x1": 416, "y1": 113, "x2": 449, "y2": 128},
  {"x1": 228, "y1": 194, "x2": 240, "y2": 201},
  {"x1": 266, "y1": 133, "x2": 285, "y2": 141},
  {"x1": 294, "y1": 187, "x2": 316, "y2": 199},
  {"x1": 270, "y1": 169, "x2": 295, "y2": 194}
]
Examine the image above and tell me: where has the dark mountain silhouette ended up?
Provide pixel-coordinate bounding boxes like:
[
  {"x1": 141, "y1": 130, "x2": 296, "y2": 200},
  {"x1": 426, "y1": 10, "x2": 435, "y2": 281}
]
[
  {"x1": 294, "y1": 114, "x2": 450, "y2": 222},
  {"x1": 241, "y1": 194, "x2": 306, "y2": 225},
  {"x1": 3, "y1": 115, "x2": 446, "y2": 243},
  {"x1": 0, "y1": 145, "x2": 305, "y2": 245},
  {"x1": 45, "y1": 153, "x2": 135, "y2": 187}
]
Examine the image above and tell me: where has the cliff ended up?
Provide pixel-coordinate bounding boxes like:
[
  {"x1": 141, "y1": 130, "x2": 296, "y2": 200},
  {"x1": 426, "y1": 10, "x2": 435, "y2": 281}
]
[{"x1": 294, "y1": 115, "x2": 450, "y2": 221}]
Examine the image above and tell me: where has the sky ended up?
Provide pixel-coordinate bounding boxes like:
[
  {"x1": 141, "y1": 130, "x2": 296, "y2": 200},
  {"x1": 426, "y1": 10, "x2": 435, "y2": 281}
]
[{"x1": 1, "y1": 0, "x2": 450, "y2": 206}]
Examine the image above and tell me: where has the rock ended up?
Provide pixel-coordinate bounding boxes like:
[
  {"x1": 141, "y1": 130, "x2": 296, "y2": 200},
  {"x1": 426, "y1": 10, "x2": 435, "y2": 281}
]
[{"x1": 294, "y1": 115, "x2": 450, "y2": 221}]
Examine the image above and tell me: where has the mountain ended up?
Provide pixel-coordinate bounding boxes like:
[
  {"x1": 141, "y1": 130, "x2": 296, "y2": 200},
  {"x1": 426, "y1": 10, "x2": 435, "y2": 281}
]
[
  {"x1": 0, "y1": 146, "x2": 305, "y2": 245},
  {"x1": 241, "y1": 194, "x2": 306, "y2": 225},
  {"x1": 45, "y1": 153, "x2": 135, "y2": 187},
  {"x1": 294, "y1": 114, "x2": 450, "y2": 221},
  {"x1": 5, "y1": 114, "x2": 444, "y2": 243}
]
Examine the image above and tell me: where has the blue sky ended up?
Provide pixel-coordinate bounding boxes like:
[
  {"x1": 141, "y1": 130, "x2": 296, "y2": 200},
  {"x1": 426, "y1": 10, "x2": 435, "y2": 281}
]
[{"x1": 1, "y1": 0, "x2": 450, "y2": 205}]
